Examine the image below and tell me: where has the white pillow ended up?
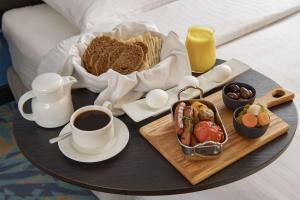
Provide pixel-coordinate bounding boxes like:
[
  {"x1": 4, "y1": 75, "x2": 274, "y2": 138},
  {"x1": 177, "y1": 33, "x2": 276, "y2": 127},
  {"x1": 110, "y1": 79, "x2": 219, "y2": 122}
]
[{"x1": 43, "y1": 0, "x2": 177, "y2": 31}]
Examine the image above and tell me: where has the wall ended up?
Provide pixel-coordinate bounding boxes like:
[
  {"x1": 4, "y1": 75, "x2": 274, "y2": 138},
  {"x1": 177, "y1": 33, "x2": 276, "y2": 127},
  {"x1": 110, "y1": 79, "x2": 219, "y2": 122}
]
[{"x1": 0, "y1": 30, "x2": 11, "y2": 86}]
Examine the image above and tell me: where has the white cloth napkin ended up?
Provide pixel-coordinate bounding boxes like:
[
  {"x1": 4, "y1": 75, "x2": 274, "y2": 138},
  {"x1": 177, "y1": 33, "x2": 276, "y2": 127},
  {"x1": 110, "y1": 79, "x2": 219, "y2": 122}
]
[{"x1": 39, "y1": 22, "x2": 191, "y2": 115}]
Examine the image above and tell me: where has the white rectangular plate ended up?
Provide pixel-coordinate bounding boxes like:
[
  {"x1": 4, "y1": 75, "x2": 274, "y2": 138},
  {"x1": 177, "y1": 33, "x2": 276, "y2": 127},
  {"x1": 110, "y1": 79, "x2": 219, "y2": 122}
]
[{"x1": 122, "y1": 59, "x2": 251, "y2": 122}]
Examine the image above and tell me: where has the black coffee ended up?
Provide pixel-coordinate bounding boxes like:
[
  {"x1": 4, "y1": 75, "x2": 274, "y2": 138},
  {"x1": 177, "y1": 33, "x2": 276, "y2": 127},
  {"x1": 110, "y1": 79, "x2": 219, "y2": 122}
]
[{"x1": 74, "y1": 110, "x2": 111, "y2": 131}]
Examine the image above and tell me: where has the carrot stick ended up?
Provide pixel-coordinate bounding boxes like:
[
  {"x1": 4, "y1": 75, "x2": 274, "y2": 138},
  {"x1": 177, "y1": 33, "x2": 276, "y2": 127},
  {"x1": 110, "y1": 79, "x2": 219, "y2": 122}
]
[
  {"x1": 258, "y1": 112, "x2": 270, "y2": 126},
  {"x1": 242, "y1": 113, "x2": 258, "y2": 128}
]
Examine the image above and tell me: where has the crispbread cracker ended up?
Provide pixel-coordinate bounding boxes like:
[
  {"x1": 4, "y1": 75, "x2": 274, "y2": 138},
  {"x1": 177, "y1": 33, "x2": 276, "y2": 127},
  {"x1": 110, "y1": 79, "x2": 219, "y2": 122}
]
[
  {"x1": 125, "y1": 35, "x2": 143, "y2": 43},
  {"x1": 138, "y1": 32, "x2": 162, "y2": 70}
]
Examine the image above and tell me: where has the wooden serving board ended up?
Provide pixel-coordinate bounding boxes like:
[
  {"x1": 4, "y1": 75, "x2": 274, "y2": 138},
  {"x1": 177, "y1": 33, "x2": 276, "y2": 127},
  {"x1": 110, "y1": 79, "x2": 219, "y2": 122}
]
[{"x1": 140, "y1": 87, "x2": 294, "y2": 185}]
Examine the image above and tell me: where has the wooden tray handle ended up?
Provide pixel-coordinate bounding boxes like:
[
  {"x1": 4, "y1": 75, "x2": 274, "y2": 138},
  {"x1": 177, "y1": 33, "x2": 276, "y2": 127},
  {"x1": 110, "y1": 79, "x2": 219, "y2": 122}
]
[{"x1": 256, "y1": 87, "x2": 295, "y2": 109}]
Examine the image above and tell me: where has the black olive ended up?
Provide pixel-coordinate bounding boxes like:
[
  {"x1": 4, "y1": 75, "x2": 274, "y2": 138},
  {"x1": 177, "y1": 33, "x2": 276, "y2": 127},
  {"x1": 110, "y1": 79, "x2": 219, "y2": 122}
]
[
  {"x1": 248, "y1": 89, "x2": 253, "y2": 98},
  {"x1": 240, "y1": 87, "x2": 251, "y2": 99},
  {"x1": 227, "y1": 92, "x2": 240, "y2": 100},
  {"x1": 229, "y1": 84, "x2": 240, "y2": 92}
]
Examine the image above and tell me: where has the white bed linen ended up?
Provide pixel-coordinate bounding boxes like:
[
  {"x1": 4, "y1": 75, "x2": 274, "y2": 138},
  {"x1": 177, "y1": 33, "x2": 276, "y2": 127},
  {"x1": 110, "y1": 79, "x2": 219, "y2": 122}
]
[
  {"x1": 4, "y1": 0, "x2": 300, "y2": 90},
  {"x1": 38, "y1": 0, "x2": 300, "y2": 85},
  {"x1": 2, "y1": 4, "x2": 79, "y2": 89},
  {"x1": 43, "y1": 0, "x2": 178, "y2": 31},
  {"x1": 128, "y1": 0, "x2": 300, "y2": 46}
]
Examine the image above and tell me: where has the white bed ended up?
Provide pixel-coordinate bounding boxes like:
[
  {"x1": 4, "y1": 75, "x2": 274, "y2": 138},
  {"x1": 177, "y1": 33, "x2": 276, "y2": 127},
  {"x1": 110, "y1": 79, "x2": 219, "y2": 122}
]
[
  {"x1": 3, "y1": 0, "x2": 300, "y2": 90},
  {"x1": 127, "y1": 0, "x2": 300, "y2": 45},
  {"x1": 2, "y1": 0, "x2": 300, "y2": 199},
  {"x1": 2, "y1": 4, "x2": 79, "y2": 89}
]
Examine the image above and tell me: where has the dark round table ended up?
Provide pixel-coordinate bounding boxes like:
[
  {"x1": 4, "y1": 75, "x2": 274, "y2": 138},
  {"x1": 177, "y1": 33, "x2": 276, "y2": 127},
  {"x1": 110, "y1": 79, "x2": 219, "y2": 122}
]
[{"x1": 13, "y1": 60, "x2": 298, "y2": 196}]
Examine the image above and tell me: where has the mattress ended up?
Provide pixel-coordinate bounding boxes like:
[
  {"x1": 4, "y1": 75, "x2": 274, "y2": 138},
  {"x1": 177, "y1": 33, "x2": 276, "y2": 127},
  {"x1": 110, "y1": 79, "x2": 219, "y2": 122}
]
[
  {"x1": 3, "y1": 0, "x2": 300, "y2": 90},
  {"x1": 2, "y1": 0, "x2": 300, "y2": 88},
  {"x1": 128, "y1": 0, "x2": 300, "y2": 45},
  {"x1": 2, "y1": 4, "x2": 79, "y2": 89},
  {"x1": 38, "y1": 0, "x2": 300, "y2": 79}
]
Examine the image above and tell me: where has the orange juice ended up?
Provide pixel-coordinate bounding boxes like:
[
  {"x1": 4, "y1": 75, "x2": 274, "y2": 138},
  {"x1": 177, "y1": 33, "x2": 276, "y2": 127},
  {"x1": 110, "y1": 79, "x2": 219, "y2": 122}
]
[{"x1": 186, "y1": 26, "x2": 216, "y2": 73}]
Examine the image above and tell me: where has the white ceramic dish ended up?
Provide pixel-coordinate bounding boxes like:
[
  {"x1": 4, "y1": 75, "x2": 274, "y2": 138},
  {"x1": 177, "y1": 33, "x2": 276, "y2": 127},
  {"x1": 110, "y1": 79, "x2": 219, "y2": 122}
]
[
  {"x1": 122, "y1": 59, "x2": 250, "y2": 122},
  {"x1": 58, "y1": 118, "x2": 129, "y2": 163}
]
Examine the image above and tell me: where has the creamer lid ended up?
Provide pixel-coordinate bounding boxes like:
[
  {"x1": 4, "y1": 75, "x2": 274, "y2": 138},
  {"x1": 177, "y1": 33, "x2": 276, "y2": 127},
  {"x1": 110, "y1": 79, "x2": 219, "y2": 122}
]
[{"x1": 32, "y1": 73, "x2": 63, "y2": 94}]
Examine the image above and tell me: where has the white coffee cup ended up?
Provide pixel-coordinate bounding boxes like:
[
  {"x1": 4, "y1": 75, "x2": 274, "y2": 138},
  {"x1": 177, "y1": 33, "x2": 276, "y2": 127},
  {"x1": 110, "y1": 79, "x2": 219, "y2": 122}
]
[{"x1": 70, "y1": 103, "x2": 114, "y2": 154}]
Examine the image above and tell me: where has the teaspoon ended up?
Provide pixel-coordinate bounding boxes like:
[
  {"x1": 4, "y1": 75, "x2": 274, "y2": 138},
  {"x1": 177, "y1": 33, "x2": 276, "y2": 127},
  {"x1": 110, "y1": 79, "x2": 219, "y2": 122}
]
[{"x1": 49, "y1": 132, "x2": 72, "y2": 144}]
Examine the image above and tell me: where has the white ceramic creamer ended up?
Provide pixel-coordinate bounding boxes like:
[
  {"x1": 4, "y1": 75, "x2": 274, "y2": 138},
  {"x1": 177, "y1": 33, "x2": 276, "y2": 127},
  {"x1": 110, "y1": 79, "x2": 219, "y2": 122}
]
[{"x1": 18, "y1": 73, "x2": 77, "y2": 128}]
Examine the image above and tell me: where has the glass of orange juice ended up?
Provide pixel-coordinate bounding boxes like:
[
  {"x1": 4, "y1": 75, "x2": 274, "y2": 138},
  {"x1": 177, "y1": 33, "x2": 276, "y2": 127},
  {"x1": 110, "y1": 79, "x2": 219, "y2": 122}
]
[{"x1": 185, "y1": 26, "x2": 216, "y2": 73}]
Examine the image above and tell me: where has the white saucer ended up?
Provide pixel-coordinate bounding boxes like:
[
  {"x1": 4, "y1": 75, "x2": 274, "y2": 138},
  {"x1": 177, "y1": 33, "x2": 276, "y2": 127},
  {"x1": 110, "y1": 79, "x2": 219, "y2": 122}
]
[{"x1": 58, "y1": 118, "x2": 129, "y2": 163}]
